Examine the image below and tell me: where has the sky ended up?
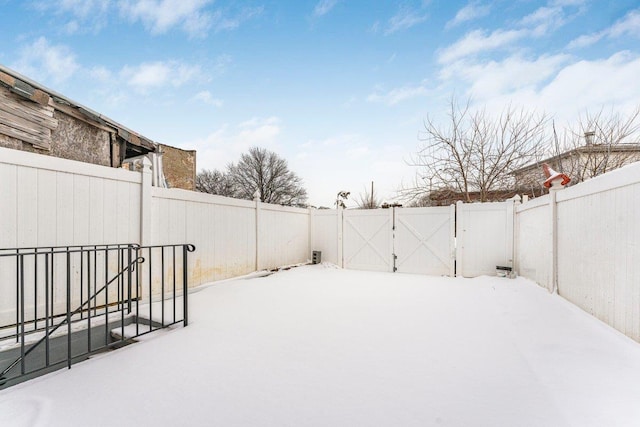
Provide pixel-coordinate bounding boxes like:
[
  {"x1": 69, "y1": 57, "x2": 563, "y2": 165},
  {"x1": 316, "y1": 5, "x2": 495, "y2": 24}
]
[{"x1": 1, "y1": 0, "x2": 640, "y2": 207}]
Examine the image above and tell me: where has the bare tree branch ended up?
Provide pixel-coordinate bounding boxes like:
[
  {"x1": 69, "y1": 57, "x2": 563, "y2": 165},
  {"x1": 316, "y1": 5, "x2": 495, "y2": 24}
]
[
  {"x1": 227, "y1": 147, "x2": 308, "y2": 206},
  {"x1": 401, "y1": 97, "x2": 549, "y2": 204}
]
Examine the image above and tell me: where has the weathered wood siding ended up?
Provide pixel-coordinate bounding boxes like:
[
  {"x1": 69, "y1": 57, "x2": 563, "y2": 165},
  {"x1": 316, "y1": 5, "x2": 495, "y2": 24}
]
[{"x1": 0, "y1": 85, "x2": 56, "y2": 150}]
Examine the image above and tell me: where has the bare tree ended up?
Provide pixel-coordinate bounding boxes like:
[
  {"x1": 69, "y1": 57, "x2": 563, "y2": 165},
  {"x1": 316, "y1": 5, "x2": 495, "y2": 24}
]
[
  {"x1": 227, "y1": 147, "x2": 308, "y2": 206},
  {"x1": 196, "y1": 169, "x2": 236, "y2": 196},
  {"x1": 555, "y1": 107, "x2": 640, "y2": 183},
  {"x1": 402, "y1": 97, "x2": 549, "y2": 203},
  {"x1": 355, "y1": 181, "x2": 381, "y2": 209},
  {"x1": 405, "y1": 193, "x2": 432, "y2": 207}
]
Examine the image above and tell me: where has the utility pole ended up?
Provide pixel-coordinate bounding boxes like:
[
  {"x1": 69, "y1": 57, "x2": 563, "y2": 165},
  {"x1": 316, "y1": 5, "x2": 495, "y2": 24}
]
[{"x1": 370, "y1": 181, "x2": 374, "y2": 209}]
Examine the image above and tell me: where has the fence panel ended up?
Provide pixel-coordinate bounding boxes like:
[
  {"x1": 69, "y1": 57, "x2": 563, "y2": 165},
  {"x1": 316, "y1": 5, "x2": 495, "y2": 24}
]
[
  {"x1": 259, "y1": 204, "x2": 310, "y2": 270},
  {"x1": 0, "y1": 148, "x2": 141, "y2": 327},
  {"x1": 150, "y1": 188, "x2": 257, "y2": 288},
  {"x1": 556, "y1": 165, "x2": 640, "y2": 342},
  {"x1": 456, "y1": 201, "x2": 515, "y2": 277},
  {"x1": 309, "y1": 209, "x2": 340, "y2": 266},
  {"x1": 515, "y1": 196, "x2": 551, "y2": 291}
]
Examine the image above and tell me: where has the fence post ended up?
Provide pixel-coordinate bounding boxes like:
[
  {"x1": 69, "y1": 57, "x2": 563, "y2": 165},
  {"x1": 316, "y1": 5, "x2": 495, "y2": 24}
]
[
  {"x1": 449, "y1": 204, "x2": 456, "y2": 277},
  {"x1": 254, "y1": 191, "x2": 261, "y2": 271},
  {"x1": 549, "y1": 182, "x2": 562, "y2": 294},
  {"x1": 139, "y1": 157, "x2": 153, "y2": 246},
  {"x1": 308, "y1": 207, "x2": 314, "y2": 261},
  {"x1": 511, "y1": 196, "x2": 522, "y2": 278},
  {"x1": 455, "y1": 201, "x2": 464, "y2": 277},
  {"x1": 505, "y1": 196, "x2": 519, "y2": 275},
  {"x1": 337, "y1": 205, "x2": 344, "y2": 268}
]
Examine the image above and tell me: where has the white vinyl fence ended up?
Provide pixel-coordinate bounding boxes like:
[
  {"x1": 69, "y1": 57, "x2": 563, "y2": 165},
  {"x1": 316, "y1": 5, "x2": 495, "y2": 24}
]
[
  {"x1": 456, "y1": 201, "x2": 516, "y2": 278},
  {"x1": 555, "y1": 165, "x2": 640, "y2": 341},
  {"x1": 394, "y1": 206, "x2": 455, "y2": 276},
  {"x1": 309, "y1": 209, "x2": 340, "y2": 266},
  {"x1": 2, "y1": 146, "x2": 639, "y2": 342},
  {"x1": 515, "y1": 161, "x2": 640, "y2": 342},
  {"x1": 343, "y1": 209, "x2": 394, "y2": 272},
  {"x1": 0, "y1": 148, "x2": 141, "y2": 327},
  {"x1": 0, "y1": 147, "x2": 311, "y2": 326},
  {"x1": 515, "y1": 196, "x2": 551, "y2": 290},
  {"x1": 310, "y1": 205, "x2": 457, "y2": 276}
]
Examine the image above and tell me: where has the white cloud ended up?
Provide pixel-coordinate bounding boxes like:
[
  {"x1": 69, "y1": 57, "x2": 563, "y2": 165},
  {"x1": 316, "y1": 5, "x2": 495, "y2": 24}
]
[
  {"x1": 120, "y1": 61, "x2": 203, "y2": 92},
  {"x1": 608, "y1": 9, "x2": 640, "y2": 38},
  {"x1": 210, "y1": 6, "x2": 263, "y2": 33},
  {"x1": 568, "y1": 9, "x2": 640, "y2": 49},
  {"x1": 437, "y1": 29, "x2": 526, "y2": 64},
  {"x1": 536, "y1": 51, "x2": 640, "y2": 120},
  {"x1": 292, "y1": 134, "x2": 412, "y2": 207},
  {"x1": 11, "y1": 37, "x2": 79, "y2": 85},
  {"x1": 191, "y1": 90, "x2": 223, "y2": 107},
  {"x1": 550, "y1": 0, "x2": 586, "y2": 7},
  {"x1": 118, "y1": 0, "x2": 212, "y2": 36},
  {"x1": 117, "y1": 0, "x2": 261, "y2": 37},
  {"x1": 446, "y1": 1, "x2": 490, "y2": 29},
  {"x1": 313, "y1": 0, "x2": 338, "y2": 17},
  {"x1": 385, "y1": 7, "x2": 428, "y2": 35},
  {"x1": 89, "y1": 66, "x2": 113, "y2": 83},
  {"x1": 34, "y1": 0, "x2": 111, "y2": 33},
  {"x1": 438, "y1": 50, "x2": 640, "y2": 127},
  {"x1": 57, "y1": 0, "x2": 112, "y2": 18},
  {"x1": 182, "y1": 117, "x2": 283, "y2": 172},
  {"x1": 567, "y1": 33, "x2": 603, "y2": 49},
  {"x1": 442, "y1": 54, "x2": 571, "y2": 100},
  {"x1": 367, "y1": 82, "x2": 429, "y2": 106},
  {"x1": 520, "y1": 6, "x2": 568, "y2": 36},
  {"x1": 237, "y1": 117, "x2": 281, "y2": 145}
]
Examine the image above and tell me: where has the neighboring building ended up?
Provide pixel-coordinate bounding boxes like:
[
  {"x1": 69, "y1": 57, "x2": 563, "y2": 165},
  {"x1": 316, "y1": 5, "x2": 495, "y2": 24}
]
[
  {"x1": 0, "y1": 64, "x2": 196, "y2": 190},
  {"x1": 410, "y1": 141, "x2": 640, "y2": 206},
  {"x1": 513, "y1": 143, "x2": 640, "y2": 197},
  {"x1": 416, "y1": 188, "x2": 523, "y2": 207},
  {"x1": 159, "y1": 144, "x2": 197, "y2": 191}
]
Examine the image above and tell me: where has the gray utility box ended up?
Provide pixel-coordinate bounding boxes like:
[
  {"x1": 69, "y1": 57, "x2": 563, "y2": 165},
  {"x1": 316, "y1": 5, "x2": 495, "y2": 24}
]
[{"x1": 312, "y1": 251, "x2": 322, "y2": 264}]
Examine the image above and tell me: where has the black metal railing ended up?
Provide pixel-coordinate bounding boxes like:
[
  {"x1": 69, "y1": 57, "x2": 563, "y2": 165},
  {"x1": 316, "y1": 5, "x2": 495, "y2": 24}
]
[{"x1": 0, "y1": 243, "x2": 195, "y2": 389}]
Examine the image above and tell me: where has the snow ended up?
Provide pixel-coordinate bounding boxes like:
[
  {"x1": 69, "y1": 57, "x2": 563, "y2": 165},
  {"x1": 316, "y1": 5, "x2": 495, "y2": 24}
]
[{"x1": 2, "y1": 265, "x2": 640, "y2": 427}]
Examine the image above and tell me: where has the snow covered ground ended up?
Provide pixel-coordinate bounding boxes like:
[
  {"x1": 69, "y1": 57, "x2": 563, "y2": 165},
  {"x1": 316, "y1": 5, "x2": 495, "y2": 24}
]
[{"x1": 2, "y1": 264, "x2": 640, "y2": 427}]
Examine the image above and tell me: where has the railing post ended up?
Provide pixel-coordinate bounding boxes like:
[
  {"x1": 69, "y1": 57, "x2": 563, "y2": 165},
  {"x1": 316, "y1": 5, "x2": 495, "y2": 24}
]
[
  {"x1": 183, "y1": 245, "x2": 189, "y2": 327},
  {"x1": 66, "y1": 251, "x2": 71, "y2": 369},
  {"x1": 127, "y1": 246, "x2": 133, "y2": 313},
  {"x1": 19, "y1": 254, "x2": 25, "y2": 374}
]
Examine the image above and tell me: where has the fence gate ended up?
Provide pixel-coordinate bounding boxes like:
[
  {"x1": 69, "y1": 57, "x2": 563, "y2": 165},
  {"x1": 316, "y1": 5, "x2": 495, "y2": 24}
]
[
  {"x1": 394, "y1": 206, "x2": 455, "y2": 276},
  {"x1": 455, "y1": 200, "x2": 515, "y2": 277},
  {"x1": 342, "y1": 206, "x2": 455, "y2": 275},
  {"x1": 342, "y1": 209, "x2": 393, "y2": 272}
]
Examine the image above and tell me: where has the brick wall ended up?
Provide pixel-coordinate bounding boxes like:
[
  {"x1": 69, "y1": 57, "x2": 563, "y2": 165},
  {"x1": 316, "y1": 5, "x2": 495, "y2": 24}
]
[{"x1": 160, "y1": 144, "x2": 196, "y2": 190}]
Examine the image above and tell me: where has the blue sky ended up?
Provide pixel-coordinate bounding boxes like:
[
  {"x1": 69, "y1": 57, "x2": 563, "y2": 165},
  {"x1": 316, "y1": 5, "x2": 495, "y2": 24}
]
[{"x1": 1, "y1": 0, "x2": 640, "y2": 207}]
